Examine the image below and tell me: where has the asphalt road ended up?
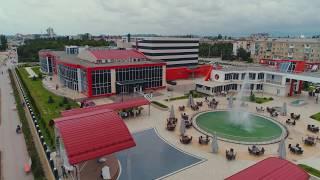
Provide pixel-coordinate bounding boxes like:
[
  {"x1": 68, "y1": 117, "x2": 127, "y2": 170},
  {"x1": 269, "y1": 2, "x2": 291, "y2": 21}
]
[{"x1": 0, "y1": 55, "x2": 34, "y2": 180}]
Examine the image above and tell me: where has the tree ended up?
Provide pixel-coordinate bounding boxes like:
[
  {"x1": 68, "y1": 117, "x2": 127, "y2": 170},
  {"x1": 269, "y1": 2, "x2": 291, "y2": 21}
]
[
  {"x1": 217, "y1": 34, "x2": 223, "y2": 39},
  {"x1": 237, "y1": 47, "x2": 251, "y2": 62},
  {"x1": 0, "y1": 35, "x2": 8, "y2": 51}
]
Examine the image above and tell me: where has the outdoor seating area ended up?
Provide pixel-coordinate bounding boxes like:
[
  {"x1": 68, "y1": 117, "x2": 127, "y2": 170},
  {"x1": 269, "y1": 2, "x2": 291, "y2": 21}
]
[
  {"x1": 286, "y1": 119, "x2": 296, "y2": 126},
  {"x1": 255, "y1": 106, "x2": 265, "y2": 112},
  {"x1": 291, "y1": 113, "x2": 301, "y2": 120},
  {"x1": 288, "y1": 144, "x2": 304, "y2": 154},
  {"x1": 191, "y1": 105, "x2": 199, "y2": 111},
  {"x1": 196, "y1": 101, "x2": 203, "y2": 107},
  {"x1": 167, "y1": 122, "x2": 176, "y2": 131},
  {"x1": 180, "y1": 135, "x2": 193, "y2": 144},
  {"x1": 307, "y1": 124, "x2": 319, "y2": 133},
  {"x1": 119, "y1": 107, "x2": 143, "y2": 118},
  {"x1": 208, "y1": 98, "x2": 219, "y2": 109},
  {"x1": 181, "y1": 113, "x2": 189, "y2": 120},
  {"x1": 302, "y1": 136, "x2": 317, "y2": 145},
  {"x1": 198, "y1": 135, "x2": 210, "y2": 145},
  {"x1": 226, "y1": 148, "x2": 236, "y2": 160},
  {"x1": 185, "y1": 120, "x2": 193, "y2": 128},
  {"x1": 179, "y1": 106, "x2": 185, "y2": 111},
  {"x1": 248, "y1": 145, "x2": 265, "y2": 156}
]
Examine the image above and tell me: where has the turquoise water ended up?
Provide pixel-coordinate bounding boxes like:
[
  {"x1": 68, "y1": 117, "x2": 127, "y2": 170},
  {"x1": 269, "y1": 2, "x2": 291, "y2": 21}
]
[
  {"x1": 291, "y1": 99, "x2": 306, "y2": 106},
  {"x1": 196, "y1": 111, "x2": 283, "y2": 142}
]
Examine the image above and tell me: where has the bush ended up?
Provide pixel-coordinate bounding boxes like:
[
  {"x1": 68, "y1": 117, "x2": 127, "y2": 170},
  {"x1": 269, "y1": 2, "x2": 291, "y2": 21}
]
[
  {"x1": 250, "y1": 93, "x2": 256, "y2": 102},
  {"x1": 58, "y1": 102, "x2": 64, "y2": 107},
  {"x1": 255, "y1": 99, "x2": 263, "y2": 104},
  {"x1": 264, "y1": 97, "x2": 267, "y2": 100},
  {"x1": 47, "y1": 96, "x2": 54, "y2": 104},
  {"x1": 62, "y1": 97, "x2": 69, "y2": 104},
  {"x1": 65, "y1": 104, "x2": 71, "y2": 110},
  {"x1": 151, "y1": 101, "x2": 168, "y2": 108},
  {"x1": 38, "y1": 73, "x2": 43, "y2": 79},
  {"x1": 269, "y1": 97, "x2": 273, "y2": 100},
  {"x1": 32, "y1": 76, "x2": 37, "y2": 81}
]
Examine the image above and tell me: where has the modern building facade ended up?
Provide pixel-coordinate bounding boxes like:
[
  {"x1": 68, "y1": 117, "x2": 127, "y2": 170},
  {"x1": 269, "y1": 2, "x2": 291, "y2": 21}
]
[
  {"x1": 233, "y1": 38, "x2": 320, "y2": 63},
  {"x1": 133, "y1": 37, "x2": 199, "y2": 67},
  {"x1": 39, "y1": 47, "x2": 166, "y2": 98},
  {"x1": 196, "y1": 60, "x2": 320, "y2": 97}
]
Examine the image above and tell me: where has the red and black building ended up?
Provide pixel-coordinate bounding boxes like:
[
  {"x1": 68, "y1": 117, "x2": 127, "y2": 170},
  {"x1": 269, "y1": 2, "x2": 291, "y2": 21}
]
[{"x1": 39, "y1": 47, "x2": 166, "y2": 98}]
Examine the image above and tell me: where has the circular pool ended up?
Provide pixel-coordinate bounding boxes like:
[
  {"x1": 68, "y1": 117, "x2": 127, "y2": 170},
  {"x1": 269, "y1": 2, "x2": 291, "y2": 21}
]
[{"x1": 194, "y1": 111, "x2": 286, "y2": 144}]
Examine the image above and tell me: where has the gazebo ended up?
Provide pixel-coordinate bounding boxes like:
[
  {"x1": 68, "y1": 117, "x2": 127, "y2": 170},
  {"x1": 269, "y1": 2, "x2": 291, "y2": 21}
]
[{"x1": 55, "y1": 108, "x2": 136, "y2": 179}]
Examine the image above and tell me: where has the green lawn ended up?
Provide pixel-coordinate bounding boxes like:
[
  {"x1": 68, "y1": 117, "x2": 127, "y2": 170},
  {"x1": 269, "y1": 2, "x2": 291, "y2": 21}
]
[
  {"x1": 310, "y1": 112, "x2": 320, "y2": 122},
  {"x1": 298, "y1": 164, "x2": 320, "y2": 177},
  {"x1": 31, "y1": 66, "x2": 41, "y2": 76},
  {"x1": 242, "y1": 96, "x2": 273, "y2": 104},
  {"x1": 17, "y1": 67, "x2": 79, "y2": 148}
]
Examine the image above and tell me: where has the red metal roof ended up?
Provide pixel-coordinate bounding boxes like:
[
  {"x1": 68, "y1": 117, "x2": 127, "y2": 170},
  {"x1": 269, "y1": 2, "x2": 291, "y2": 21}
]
[
  {"x1": 89, "y1": 49, "x2": 147, "y2": 60},
  {"x1": 55, "y1": 109, "x2": 135, "y2": 165},
  {"x1": 62, "y1": 97, "x2": 150, "y2": 117},
  {"x1": 225, "y1": 157, "x2": 309, "y2": 180}
]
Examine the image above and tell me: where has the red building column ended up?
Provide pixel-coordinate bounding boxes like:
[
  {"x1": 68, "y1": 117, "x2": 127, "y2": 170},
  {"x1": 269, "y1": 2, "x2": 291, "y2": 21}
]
[
  {"x1": 298, "y1": 80, "x2": 303, "y2": 94},
  {"x1": 289, "y1": 79, "x2": 295, "y2": 96},
  {"x1": 86, "y1": 68, "x2": 93, "y2": 97}
]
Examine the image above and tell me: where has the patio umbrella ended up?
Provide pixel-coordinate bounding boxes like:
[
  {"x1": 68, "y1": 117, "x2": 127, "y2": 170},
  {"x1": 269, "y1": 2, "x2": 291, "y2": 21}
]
[
  {"x1": 187, "y1": 94, "x2": 195, "y2": 107},
  {"x1": 211, "y1": 133, "x2": 219, "y2": 153},
  {"x1": 169, "y1": 105, "x2": 175, "y2": 119},
  {"x1": 282, "y1": 102, "x2": 287, "y2": 116},
  {"x1": 180, "y1": 118, "x2": 186, "y2": 136},
  {"x1": 278, "y1": 138, "x2": 286, "y2": 159}
]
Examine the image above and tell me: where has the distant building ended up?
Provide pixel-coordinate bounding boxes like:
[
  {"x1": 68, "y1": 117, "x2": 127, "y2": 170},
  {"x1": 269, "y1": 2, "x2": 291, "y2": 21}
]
[
  {"x1": 232, "y1": 38, "x2": 320, "y2": 63},
  {"x1": 46, "y1": 27, "x2": 56, "y2": 38}
]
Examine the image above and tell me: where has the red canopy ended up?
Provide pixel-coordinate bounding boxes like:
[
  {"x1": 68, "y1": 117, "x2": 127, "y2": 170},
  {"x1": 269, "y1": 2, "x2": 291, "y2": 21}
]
[
  {"x1": 55, "y1": 109, "x2": 135, "y2": 165},
  {"x1": 62, "y1": 97, "x2": 150, "y2": 117},
  {"x1": 225, "y1": 157, "x2": 309, "y2": 180}
]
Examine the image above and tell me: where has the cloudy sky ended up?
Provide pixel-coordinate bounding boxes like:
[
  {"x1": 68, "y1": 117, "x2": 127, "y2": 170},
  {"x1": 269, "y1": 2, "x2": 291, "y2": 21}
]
[{"x1": 1, "y1": 0, "x2": 320, "y2": 36}]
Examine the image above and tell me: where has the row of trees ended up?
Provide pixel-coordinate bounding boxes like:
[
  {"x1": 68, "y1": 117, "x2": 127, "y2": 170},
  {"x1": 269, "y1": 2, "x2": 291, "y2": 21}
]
[
  {"x1": 199, "y1": 43, "x2": 233, "y2": 60},
  {"x1": 18, "y1": 38, "x2": 112, "y2": 62},
  {"x1": 199, "y1": 43, "x2": 253, "y2": 62},
  {"x1": 0, "y1": 35, "x2": 8, "y2": 51}
]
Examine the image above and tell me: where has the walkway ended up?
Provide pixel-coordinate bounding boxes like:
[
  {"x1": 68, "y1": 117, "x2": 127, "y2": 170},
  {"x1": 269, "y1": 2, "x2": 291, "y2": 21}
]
[{"x1": 0, "y1": 55, "x2": 34, "y2": 179}]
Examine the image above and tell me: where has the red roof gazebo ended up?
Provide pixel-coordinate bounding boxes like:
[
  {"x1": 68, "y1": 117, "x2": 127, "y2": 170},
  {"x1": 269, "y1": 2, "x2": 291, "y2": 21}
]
[
  {"x1": 55, "y1": 108, "x2": 136, "y2": 179},
  {"x1": 225, "y1": 157, "x2": 309, "y2": 180}
]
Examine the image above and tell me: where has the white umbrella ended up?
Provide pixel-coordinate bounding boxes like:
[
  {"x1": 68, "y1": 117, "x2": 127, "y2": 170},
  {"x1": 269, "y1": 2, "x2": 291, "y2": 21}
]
[
  {"x1": 278, "y1": 138, "x2": 286, "y2": 159},
  {"x1": 282, "y1": 102, "x2": 287, "y2": 116},
  {"x1": 169, "y1": 105, "x2": 175, "y2": 119},
  {"x1": 180, "y1": 119, "x2": 186, "y2": 136},
  {"x1": 211, "y1": 133, "x2": 219, "y2": 153},
  {"x1": 187, "y1": 94, "x2": 195, "y2": 107}
]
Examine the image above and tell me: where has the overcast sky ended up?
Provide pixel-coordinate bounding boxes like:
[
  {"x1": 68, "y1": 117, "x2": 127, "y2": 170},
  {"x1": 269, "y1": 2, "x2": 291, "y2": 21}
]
[{"x1": 1, "y1": 0, "x2": 320, "y2": 36}]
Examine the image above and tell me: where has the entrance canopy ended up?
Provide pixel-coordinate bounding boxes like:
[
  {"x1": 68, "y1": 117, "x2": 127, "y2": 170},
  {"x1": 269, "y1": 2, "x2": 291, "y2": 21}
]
[
  {"x1": 225, "y1": 157, "x2": 309, "y2": 180},
  {"x1": 62, "y1": 97, "x2": 150, "y2": 117},
  {"x1": 55, "y1": 109, "x2": 136, "y2": 165}
]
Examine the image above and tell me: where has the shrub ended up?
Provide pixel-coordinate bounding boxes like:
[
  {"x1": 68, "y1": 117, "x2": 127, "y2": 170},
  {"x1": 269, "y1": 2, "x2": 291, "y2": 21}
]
[
  {"x1": 62, "y1": 97, "x2": 69, "y2": 104},
  {"x1": 38, "y1": 73, "x2": 43, "y2": 79},
  {"x1": 255, "y1": 99, "x2": 263, "y2": 104},
  {"x1": 47, "y1": 96, "x2": 54, "y2": 104},
  {"x1": 151, "y1": 101, "x2": 168, "y2": 108},
  {"x1": 32, "y1": 76, "x2": 37, "y2": 81},
  {"x1": 58, "y1": 102, "x2": 64, "y2": 107},
  {"x1": 269, "y1": 97, "x2": 274, "y2": 100},
  {"x1": 250, "y1": 93, "x2": 256, "y2": 102},
  {"x1": 65, "y1": 104, "x2": 71, "y2": 110},
  {"x1": 264, "y1": 97, "x2": 267, "y2": 100}
]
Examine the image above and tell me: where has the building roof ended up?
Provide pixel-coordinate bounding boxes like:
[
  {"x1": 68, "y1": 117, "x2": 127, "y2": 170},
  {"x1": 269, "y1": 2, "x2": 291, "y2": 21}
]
[
  {"x1": 89, "y1": 49, "x2": 147, "y2": 60},
  {"x1": 62, "y1": 97, "x2": 150, "y2": 117},
  {"x1": 225, "y1": 157, "x2": 309, "y2": 180},
  {"x1": 55, "y1": 109, "x2": 135, "y2": 165}
]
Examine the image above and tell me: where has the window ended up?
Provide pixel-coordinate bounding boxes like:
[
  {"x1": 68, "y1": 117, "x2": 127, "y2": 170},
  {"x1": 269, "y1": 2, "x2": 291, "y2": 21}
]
[{"x1": 91, "y1": 69, "x2": 111, "y2": 96}]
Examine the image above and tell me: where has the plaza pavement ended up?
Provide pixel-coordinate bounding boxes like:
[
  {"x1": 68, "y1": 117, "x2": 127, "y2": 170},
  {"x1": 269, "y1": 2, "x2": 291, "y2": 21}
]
[{"x1": 43, "y1": 74, "x2": 320, "y2": 179}]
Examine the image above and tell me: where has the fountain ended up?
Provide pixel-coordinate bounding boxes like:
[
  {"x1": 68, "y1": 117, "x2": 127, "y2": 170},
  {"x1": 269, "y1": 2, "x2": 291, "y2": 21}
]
[{"x1": 228, "y1": 72, "x2": 252, "y2": 132}]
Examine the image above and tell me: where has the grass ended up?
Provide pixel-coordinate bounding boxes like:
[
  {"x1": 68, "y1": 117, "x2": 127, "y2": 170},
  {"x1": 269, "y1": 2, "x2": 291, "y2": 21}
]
[
  {"x1": 151, "y1": 101, "x2": 168, "y2": 109},
  {"x1": 9, "y1": 69, "x2": 46, "y2": 180},
  {"x1": 310, "y1": 112, "x2": 320, "y2": 122},
  {"x1": 31, "y1": 66, "x2": 41, "y2": 76},
  {"x1": 298, "y1": 164, "x2": 320, "y2": 177},
  {"x1": 242, "y1": 96, "x2": 273, "y2": 104},
  {"x1": 165, "y1": 90, "x2": 207, "y2": 101},
  {"x1": 17, "y1": 67, "x2": 79, "y2": 149}
]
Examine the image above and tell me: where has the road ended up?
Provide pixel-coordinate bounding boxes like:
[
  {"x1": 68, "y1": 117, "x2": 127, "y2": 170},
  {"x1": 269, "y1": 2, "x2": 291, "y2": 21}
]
[{"x1": 0, "y1": 54, "x2": 34, "y2": 180}]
